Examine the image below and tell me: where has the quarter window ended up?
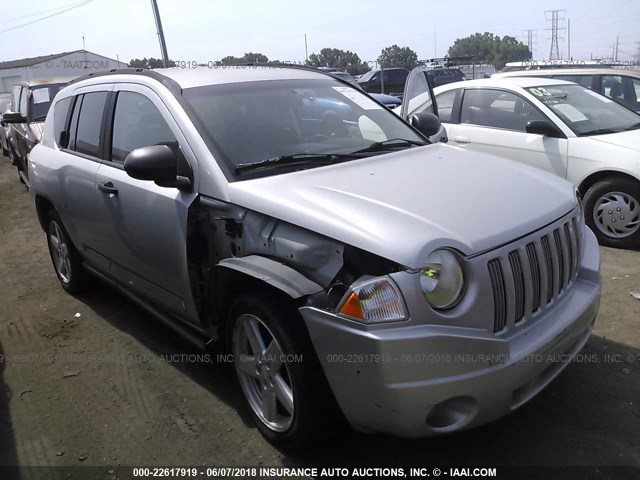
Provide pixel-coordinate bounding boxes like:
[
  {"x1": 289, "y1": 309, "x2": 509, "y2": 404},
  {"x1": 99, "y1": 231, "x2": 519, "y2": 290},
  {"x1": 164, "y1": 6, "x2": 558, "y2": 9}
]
[
  {"x1": 74, "y1": 92, "x2": 108, "y2": 157},
  {"x1": 19, "y1": 87, "x2": 27, "y2": 117},
  {"x1": 435, "y1": 89, "x2": 458, "y2": 123},
  {"x1": 110, "y1": 91, "x2": 177, "y2": 163}
]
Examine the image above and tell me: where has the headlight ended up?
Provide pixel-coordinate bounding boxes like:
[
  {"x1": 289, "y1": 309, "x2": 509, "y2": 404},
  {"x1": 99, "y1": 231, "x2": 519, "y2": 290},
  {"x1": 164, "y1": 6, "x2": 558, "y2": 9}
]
[
  {"x1": 337, "y1": 277, "x2": 407, "y2": 323},
  {"x1": 420, "y1": 249, "x2": 465, "y2": 310}
]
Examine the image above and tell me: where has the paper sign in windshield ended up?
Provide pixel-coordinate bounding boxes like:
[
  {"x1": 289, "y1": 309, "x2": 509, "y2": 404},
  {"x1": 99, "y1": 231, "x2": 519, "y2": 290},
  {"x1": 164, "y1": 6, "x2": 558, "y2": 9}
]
[
  {"x1": 32, "y1": 88, "x2": 50, "y2": 104},
  {"x1": 553, "y1": 103, "x2": 589, "y2": 122},
  {"x1": 332, "y1": 86, "x2": 382, "y2": 110}
]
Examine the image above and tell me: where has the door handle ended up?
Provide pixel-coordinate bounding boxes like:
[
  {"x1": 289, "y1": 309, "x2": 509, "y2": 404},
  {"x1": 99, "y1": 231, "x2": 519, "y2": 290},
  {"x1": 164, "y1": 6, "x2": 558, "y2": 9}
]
[
  {"x1": 98, "y1": 181, "x2": 118, "y2": 195},
  {"x1": 452, "y1": 136, "x2": 470, "y2": 145}
]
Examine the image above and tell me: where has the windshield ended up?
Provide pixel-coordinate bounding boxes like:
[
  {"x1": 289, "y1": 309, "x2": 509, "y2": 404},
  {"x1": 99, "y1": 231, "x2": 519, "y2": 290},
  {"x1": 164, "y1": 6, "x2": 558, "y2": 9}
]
[
  {"x1": 525, "y1": 84, "x2": 640, "y2": 136},
  {"x1": 183, "y1": 78, "x2": 425, "y2": 179},
  {"x1": 357, "y1": 70, "x2": 376, "y2": 83},
  {"x1": 30, "y1": 84, "x2": 65, "y2": 122}
]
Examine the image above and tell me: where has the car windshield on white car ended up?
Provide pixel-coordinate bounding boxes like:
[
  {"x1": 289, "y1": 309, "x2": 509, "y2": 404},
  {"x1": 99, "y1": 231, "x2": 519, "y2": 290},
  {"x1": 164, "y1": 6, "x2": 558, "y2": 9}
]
[
  {"x1": 182, "y1": 78, "x2": 426, "y2": 179},
  {"x1": 525, "y1": 84, "x2": 640, "y2": 136}
]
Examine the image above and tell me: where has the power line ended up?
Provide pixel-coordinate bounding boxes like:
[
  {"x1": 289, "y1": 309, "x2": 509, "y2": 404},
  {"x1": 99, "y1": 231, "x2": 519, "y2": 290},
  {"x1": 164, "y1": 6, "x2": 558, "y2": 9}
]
[
  {"x1": 0, "y1": 0, "x2": 97, "y2": 35},
  {"x1": 0, "y1": 1, "x2": 91, "y2": 24}
]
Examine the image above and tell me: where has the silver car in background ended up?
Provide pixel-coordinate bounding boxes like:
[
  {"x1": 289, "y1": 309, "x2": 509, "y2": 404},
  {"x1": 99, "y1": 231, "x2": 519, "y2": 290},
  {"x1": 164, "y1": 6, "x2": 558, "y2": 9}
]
[{"x1": 28, "y1": 66, "x2": 601, "y2": 448}]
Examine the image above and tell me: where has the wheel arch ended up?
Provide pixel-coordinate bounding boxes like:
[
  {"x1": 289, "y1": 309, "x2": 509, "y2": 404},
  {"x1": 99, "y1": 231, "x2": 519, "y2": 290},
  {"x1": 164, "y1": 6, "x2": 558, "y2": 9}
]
[
  {"x1": 577, "y1": 170, "x2": 640, "y2": 197},
  {"x1": 208, "y1": 255, "x2": 324, "y2": 337},
  {"x1": 34, "y1": 194, "x2": 55, "y2": 232}
]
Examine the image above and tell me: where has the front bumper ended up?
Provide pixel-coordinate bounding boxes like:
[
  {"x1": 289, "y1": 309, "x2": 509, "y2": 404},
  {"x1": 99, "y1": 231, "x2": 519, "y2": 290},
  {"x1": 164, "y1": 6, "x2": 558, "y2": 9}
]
[{"x1": 300, "y1": 228, "x2": 601, "y2": 438}]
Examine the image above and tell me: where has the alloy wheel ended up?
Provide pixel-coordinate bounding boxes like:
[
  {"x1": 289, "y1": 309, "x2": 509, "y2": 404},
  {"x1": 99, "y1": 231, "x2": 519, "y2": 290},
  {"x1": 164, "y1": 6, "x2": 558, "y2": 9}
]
[{"x1": 232, "y1": 313, "x2": 294, "y2": 432}]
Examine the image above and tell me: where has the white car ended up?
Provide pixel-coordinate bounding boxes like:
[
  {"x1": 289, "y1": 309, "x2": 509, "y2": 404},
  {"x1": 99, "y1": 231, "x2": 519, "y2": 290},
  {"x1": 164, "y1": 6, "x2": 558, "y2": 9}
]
[{"x1": 409, "y1": 77, "x2": 640, "y2": 248}]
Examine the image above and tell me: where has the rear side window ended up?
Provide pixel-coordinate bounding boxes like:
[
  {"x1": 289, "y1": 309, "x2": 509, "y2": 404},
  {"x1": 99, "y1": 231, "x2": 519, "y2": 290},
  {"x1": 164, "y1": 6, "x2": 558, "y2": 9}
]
[
  {"x1": 110, "y1": 91, "x2": 177, "y2": 163},
  {"x1": 552, "y1": 75, "x2": 593, "y2": 89},
  {"x1": 74, "y1": 92, "x2": 108, "y2": 157},
  {"x1": 53, "y1": 97, "x2": 73, "y2": 147}
]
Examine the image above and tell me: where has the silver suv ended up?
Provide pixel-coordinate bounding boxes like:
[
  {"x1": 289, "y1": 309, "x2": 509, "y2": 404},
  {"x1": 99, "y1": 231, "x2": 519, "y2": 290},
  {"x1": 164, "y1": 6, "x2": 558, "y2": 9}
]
[{"x1": 29, "y1": 66, "x2": 601, "y2": 448}]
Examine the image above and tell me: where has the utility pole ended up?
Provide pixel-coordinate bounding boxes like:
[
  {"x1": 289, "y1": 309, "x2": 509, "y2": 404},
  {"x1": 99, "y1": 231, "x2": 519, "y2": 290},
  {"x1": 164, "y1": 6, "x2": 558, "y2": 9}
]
[
  {"x1": 434, "y1": 30, "x2": 437, "y2": 57},
  {"x1": 523, "y1": 29, "x2": 536, "y2": 58},
  {"x1": 567, "y1": 19, "x2": 571, "y2": 59},
  {"x1": 615, "y1": 35, "x2": 620, "y2": 62},
  {"x1": 150, "y1": 0, "x2": 170, "y2": 68},
  {"x1": 545, "y1": 9, "x2": 566, "y2": 60},
  {"x1": 304, "y1": 34, "x2": 308, "y2": 65}
]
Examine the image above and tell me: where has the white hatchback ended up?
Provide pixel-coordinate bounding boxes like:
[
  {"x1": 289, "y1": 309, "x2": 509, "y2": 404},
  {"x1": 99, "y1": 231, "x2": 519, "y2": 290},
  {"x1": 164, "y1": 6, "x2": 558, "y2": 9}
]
[{"x1": 421, "y1": 77, "x2": 640, "y2": 248}]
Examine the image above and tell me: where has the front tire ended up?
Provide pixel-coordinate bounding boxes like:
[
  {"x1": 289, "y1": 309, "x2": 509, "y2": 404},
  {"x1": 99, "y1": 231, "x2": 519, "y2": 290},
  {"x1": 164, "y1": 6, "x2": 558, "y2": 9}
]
[
  {"x1": 45, "y1": 210, "x2": 88, "y2": 294},
  {"x1": 583, "y1": 178, "x2": 640, "y2": 249},
  {"x1": 227, "y1": 293, "x2": 339, "y2": 449}
]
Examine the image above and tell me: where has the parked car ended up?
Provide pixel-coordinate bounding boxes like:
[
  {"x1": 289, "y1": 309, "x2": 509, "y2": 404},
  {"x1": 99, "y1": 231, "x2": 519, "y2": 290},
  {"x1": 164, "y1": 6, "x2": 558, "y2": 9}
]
[
  {"x1": 0, "y1": 102, "x2": 11, "y2": 158},
  {"x1": 429, "y1": 77, "x2": 640, "y2": 248},
  {"x1": 494, "y1": 68, "x2": 640, "y2": 113},
  {"x1": 2, "y1": 77, "x2": 75, "y2": 186},
  {"x1": 357, "y1": 67, "x2": 409, "y2": 97},
  {"x1": 425, "y1": 67, "x2": 466, "y2": 87},
  {"x1": 29, "y1": 66, "x2": 600, "y2": 448}
]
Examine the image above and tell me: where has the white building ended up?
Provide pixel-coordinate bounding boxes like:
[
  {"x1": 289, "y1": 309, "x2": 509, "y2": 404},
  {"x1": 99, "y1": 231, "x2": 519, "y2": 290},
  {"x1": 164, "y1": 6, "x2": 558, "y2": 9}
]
[{"x1": 0, "y1": 50, "x2": 128, "y2": 93}]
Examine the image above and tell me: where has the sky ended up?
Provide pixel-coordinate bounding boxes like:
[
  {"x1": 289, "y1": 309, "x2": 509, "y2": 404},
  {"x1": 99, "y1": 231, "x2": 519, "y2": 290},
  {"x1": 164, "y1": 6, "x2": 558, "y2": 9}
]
[{"x1": 0, "y1": 0, "x2": 639, "y2": 65}]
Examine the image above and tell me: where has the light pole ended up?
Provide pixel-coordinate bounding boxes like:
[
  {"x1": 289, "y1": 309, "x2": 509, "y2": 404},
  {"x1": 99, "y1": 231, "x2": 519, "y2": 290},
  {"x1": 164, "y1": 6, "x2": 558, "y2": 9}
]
[{"x1": 150, "y1": 0, "x2": 170, "y2": 68}]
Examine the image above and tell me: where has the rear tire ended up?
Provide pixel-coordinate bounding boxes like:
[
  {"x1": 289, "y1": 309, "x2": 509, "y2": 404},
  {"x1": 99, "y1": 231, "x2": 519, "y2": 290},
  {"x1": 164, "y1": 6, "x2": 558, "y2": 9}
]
[
  {"x1": 45, "y1": 210, "x2": 88, "y2": 294},
  {"x1": 226, "y1": 292, "x2": 340, "y2": 449},
  {"x1": 583, "y1": 178, "x2": 640, "y2": 249}
]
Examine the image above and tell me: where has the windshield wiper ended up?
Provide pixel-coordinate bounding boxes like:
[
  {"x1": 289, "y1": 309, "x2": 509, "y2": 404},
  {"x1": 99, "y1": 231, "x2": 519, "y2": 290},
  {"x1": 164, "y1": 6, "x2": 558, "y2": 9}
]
[
  {"x1": 622, "y1": 122, "x2": 640, "y2": 132},
  {"x1": 351, "y1": 138, "x2": 428, "y2": 154},
  {"x1": 578, "y1": 128, "x2": 622, "y2": 136},
  {"x1": 235, "y1": 153, "x2": 358, "y2": 174}
]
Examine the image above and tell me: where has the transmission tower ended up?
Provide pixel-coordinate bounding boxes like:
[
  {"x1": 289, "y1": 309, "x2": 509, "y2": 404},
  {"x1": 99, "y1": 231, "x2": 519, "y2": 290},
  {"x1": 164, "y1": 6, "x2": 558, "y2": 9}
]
[
  {"x1": 545, "y1": 10, "x2": 566, "y2": 60},
  {"x1": 523, "y1": 29, "x2": 536, "y2": 58}
]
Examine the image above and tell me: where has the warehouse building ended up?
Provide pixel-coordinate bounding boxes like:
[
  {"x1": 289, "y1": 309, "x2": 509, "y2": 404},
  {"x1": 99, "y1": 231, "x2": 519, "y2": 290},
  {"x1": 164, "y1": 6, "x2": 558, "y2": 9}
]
[{"x1": 0, "y1": 49, "x2": 128, "y2": 93}]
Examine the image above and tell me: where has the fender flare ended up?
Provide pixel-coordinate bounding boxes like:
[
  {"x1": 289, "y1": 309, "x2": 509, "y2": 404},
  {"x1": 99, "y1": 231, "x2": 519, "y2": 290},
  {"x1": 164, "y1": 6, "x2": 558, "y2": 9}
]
[{"x1": 216, "y1": 255, "x2": 323, "y2": 299}]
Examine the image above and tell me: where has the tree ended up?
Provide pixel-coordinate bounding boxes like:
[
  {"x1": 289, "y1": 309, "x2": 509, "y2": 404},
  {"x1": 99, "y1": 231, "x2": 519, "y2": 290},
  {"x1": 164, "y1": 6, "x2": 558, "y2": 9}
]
[
  {"x1": 307, "y1": 48, "x2": 369, "y2": 75},
  {"x1": 447, "y1": 33, "x2": 531, "y2": 69},
  {"x1": 220, "y1": 52, "x2": 269, "y2": 65},
  {"x1": 377, "y1": 45, "x2": 418, "y2": 69},
  {"x1": 128, "y1": 57, "x2": 176, "y2": 69}
]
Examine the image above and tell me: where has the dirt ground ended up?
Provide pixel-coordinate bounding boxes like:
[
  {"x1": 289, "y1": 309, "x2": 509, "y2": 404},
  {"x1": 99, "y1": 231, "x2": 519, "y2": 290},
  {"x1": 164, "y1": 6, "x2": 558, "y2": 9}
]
[{"x1": 0, "y1": 155, "x2": 639, "y2": 473}]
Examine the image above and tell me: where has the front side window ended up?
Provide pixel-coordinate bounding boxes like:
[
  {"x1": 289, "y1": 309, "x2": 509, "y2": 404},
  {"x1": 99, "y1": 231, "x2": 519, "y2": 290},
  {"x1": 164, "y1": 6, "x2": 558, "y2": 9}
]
[
  {"x1": 183, "y1": 78, "x2": 425, "y2": 179},
  {"x1": 74, "y1": 92, "x2": 108, "y2": 157},
  {"x1": 526, "y1": 84, "x2": 640, "y2": 136},
  {"x1": 110, "y1": 91, "x2": 177, "y2": 163},
  {"x1": 461, "y1": 89, "x2": 544, "y2": 131}
]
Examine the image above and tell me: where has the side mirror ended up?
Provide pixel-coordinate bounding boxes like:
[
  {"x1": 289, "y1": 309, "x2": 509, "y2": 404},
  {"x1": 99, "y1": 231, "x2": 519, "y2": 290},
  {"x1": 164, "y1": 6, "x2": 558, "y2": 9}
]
[
  {"x1": 411, "y1": 112, "x2": 441, "y2": 137},
  {"x1": 526, "y1": 120, "x2": 564, "y2": 138},
  {"x1": 2, "y1": 112, "x2": 27, "y2": 124},
  {"x1": 124, "y1": 145, "x2": 191, "y2": 189}
]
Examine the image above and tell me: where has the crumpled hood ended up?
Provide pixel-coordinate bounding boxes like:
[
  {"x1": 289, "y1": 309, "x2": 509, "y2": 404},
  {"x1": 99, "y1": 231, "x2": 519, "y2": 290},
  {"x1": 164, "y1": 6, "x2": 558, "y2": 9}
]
[{"x1": 228, "y1": 144, "x2": 576, "y2": 268}]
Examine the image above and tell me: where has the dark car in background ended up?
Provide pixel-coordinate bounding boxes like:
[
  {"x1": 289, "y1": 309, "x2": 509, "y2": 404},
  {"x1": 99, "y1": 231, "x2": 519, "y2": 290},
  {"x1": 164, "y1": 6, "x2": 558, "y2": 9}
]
[
  {"x1": 426, "y1": 67, "x2": 466, "y2": 87},
  {"x1": 328, "y1": 70, "x2": 402, "y2": 108},
  {"x1": 2, "y1": 78, "x2": 74, "y2": 186},
  {"x1": 0, "y1": 96, "x2": 11, "y2": 157},
  {"x1": 357, "y1": 68, "x2": 409, "y2": 97}
]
